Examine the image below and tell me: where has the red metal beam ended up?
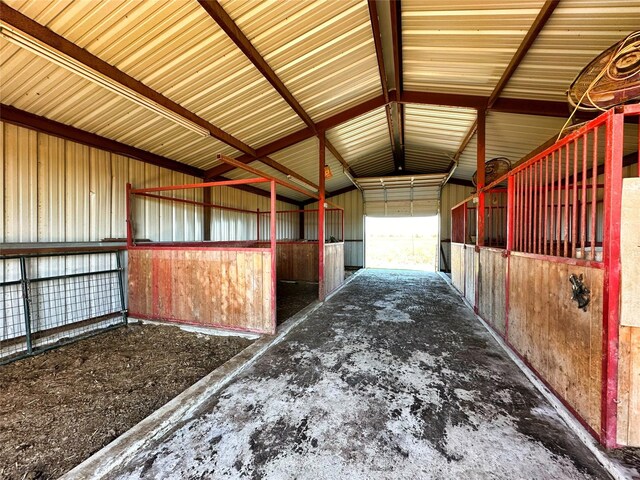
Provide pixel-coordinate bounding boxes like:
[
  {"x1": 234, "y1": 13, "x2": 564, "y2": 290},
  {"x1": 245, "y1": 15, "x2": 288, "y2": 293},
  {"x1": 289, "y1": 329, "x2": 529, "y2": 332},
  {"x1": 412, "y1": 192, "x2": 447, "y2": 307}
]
[
  {"x1": 400, "y1": 91, "x2": 487, "y2": 110},
  {"x1": 0, "y1": 4, "x2": 256, "y2": 157},
  {"x1": 487, "y1": 1, "x2": 559, "y2": 108}
]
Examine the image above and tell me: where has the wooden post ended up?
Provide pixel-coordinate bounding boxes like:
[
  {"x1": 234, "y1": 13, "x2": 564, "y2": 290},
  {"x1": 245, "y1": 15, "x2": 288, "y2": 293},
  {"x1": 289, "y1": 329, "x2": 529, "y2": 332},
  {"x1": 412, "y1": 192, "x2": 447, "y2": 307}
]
[
  {"x1": 319, "y1": 132, "x2": 326, "y2": 300},
  {"x1": 476, "y1": 109, "x2": 486, "y2": 247}
]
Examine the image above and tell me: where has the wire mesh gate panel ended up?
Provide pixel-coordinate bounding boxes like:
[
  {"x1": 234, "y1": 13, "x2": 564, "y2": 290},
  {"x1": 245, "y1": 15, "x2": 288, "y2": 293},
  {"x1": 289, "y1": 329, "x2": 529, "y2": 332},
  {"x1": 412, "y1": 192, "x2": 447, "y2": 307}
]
[{"x1": 0, "y1": 249, "x2": 127, "y2": 364}]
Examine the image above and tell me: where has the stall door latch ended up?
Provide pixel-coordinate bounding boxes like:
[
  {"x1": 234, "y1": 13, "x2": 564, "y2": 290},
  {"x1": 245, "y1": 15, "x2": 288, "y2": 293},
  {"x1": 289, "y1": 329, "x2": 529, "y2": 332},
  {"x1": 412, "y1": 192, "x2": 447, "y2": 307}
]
[{"x1": 569, "y1": 274, "x2": 590, "y2": 311}]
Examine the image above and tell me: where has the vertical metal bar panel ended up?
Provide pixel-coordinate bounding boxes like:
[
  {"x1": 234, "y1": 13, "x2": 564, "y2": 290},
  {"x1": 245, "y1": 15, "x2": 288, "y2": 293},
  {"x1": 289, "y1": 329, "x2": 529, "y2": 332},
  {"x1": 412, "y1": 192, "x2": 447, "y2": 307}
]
[
  {"x1": 572, "y1": 140, "x2": 579, "y2": 258},
  {"x1": 544, "y1": 155, "x2": 549, "y2": 255},
  {"x1": 19, "y1": 256, "x2": 32, "y2": 354},
  {"x1": 318, "y1": 134, "x2": 326, "y2": 300},
  {"x1": 591, "y1": 127, "x2": 599, "y2": 260},
  {"x1": 600, "y1": 112, "x2": 624, "y2": 448},
  {"x1": 506, "y1": 176, "x2": 515, "y2": 251},
  {"x1": 537, "y1": 160, "x2": 543, "y2": 254},
  {"x1": 515, "y1": 173, "x2": 520, "y2": 250},
  {"x1": 342, "y1": 209, "x2": 345, "y2": 242},
  {"x1": 556, "y1": 149, "x2": 562, "y2": 257},
  {"x1": 581, "y1": 135, "x2": 588, "y2": 255},
  {"x1": 564, "y1": 144, "x2": 570, "y2": 257},
  {"x1": 270, "y1": 181, "x2": 277, "y2": 332},
  {"x1": 550, "y1": 151, "x2": 557, "y2": 256},
  {"x1": 527, "y1": 166, "x2": 533, "y2": 253}
]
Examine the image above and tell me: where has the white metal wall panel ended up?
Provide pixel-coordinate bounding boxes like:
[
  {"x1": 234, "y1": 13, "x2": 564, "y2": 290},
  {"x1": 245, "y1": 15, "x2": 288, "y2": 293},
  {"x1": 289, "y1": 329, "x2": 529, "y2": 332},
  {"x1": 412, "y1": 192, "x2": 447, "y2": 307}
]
[
  {"x1": 501, "y1": 0, "x2": 640, "y2": 101},
  {"x1": 305, "y1": 188, "x2": 364, "y2": 267},
  {"x1": 402, "y1": 0, "x2": 545, "y2": 95}
]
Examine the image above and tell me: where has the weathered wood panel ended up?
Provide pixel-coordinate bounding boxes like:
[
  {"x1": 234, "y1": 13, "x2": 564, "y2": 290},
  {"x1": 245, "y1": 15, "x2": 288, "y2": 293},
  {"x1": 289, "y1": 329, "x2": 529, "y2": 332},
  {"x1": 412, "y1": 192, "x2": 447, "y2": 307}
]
[
  {"x1": 128, "y1": 248, "x2": 274, "y2": 334},
  {"x1": 464, "y1": 246, "x2": 477, "y2": 307},
  {"x1": 478, "y1": 248, "x2": 507, "y2": 335},
  {"x1": 324, "y1": 242, "x2": 345, "y2": 295},
  {"x1": 621, "y1": 178, "x2": 640, "y2": 327},
  {"x1": 276, "y1": 242, "x2": 318, "y2": 282},
  {"x1": 508, "y1": 254, "x2": 603, "y2": 432},
  {"x1": 451, "y1": 243, "x2": 465, "y2": 293},
  {"x1": 617, "y1": 326, "x2": 640, "y2": 447}
]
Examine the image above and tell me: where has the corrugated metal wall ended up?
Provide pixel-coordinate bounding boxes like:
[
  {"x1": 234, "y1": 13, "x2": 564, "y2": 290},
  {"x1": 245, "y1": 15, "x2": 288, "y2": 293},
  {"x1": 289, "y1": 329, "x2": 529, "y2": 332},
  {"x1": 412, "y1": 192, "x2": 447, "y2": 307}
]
[
  {"x1": 439, "y1": 183, "x2": 474, "y2": 271},
  {"x1": 305, "y1": 188, "x2": 364, "y2": 267}
]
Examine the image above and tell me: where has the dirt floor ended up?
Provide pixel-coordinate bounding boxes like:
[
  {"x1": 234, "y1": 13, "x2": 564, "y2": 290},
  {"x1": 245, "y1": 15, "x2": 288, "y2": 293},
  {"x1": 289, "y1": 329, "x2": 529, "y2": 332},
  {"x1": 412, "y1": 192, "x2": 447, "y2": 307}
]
[
  {"x1": 0, "y1": 324, "x2": 253, "y2": 480},
  {"x1": 276, "y1": 281, "x2": 318, "y2": 325}
]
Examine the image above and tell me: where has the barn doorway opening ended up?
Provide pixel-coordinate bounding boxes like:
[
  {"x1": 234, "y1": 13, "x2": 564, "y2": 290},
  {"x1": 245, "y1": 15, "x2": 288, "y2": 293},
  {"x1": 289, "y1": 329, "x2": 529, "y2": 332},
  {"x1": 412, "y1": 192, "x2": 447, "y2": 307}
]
[{"x1": 365, "y1": 216, "x2": 438, "y2": 271}]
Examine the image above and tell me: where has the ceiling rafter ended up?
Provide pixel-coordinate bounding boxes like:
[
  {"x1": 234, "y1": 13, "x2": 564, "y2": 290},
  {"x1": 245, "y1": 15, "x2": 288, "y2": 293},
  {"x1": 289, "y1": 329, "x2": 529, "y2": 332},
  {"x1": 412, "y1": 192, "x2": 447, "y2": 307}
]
[
  {"x1": 0, "y1": 104, "x2": 299, "y2": 204},
  {"x1": 0, "y1": 4, "x2": 257, "y2": 157},
  {"x1": 389, "y1": 0, "x2": 405, "y2": 172},
  {"x1": 198, "y1": 0, "x2": 354, "y2": 180},
  {"x1": 445, "y1": 0, "x2": 560, "y2": 180}
]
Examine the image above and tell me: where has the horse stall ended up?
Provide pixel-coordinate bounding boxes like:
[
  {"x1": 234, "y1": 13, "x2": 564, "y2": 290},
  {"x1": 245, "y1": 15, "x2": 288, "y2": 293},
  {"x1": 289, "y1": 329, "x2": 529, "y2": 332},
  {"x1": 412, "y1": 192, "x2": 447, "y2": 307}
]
[
  {"x1": 126, "y1": 177, "x2": 346, "y2": 334},
  {"x1": 450, "y1": 104, "x2": 640, "y2": 448}
]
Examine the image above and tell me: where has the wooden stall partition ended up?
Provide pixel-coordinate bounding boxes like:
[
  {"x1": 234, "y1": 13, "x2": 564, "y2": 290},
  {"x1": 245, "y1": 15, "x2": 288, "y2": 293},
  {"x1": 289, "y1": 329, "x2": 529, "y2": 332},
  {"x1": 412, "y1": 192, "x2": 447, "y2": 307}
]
[
  {"x1": 617, "y1": 177, "x2": 640, "y2": 447},
  {"x1": 324, "y1": 242, "x2": 345, "y2": 296},
  {"x1": 128, "y1": 247, "x2": 275, "y2": 334},
  {"x1": 464, "y1": 246, "x2": 477, "y2": 307},
  {"x1": 508, "y1": 254, "x2": 603, "y2": 434},
  {"x1": 276, "y1": 242, "x2": 318, "y2": 282},
  {"x1": 451, "y1": 243, "x2": 465, "y2": 294},
  {"x1": 477, "y1": 248, "x2": 507, "y2": 336}
]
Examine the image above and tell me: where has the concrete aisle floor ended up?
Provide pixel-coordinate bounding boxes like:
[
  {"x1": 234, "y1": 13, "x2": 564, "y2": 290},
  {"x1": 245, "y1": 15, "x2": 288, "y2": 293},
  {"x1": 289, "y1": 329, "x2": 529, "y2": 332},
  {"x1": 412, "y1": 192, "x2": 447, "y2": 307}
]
[{"x1": 112, "y1": 270, "x2": 611, "y2": 480}]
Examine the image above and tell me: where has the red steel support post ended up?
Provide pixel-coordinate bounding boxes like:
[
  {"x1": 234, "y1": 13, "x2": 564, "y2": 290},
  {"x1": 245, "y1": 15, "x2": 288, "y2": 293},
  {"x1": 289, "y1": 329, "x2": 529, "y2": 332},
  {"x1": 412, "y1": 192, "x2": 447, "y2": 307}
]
[
  {"x1": 318, "y1": 133, "x2": 326, "y2": 300},
  {"x1": 270, "y1": 181, "x2": 277, "y2": 333},
  {"x1": 601, "y1": 112, "x2": 624, "y2": 448},
  {"x1": 126, "y1": 183, "x2": 133, "y2": 247},
  {"x1": 476, "y1": 110, "x2": 486, "y2": 247},
  {"x1": 505, "y1": 175, "x2": 515, "y2": 338},
  {"x1": 257, "y1": 209, "x2": 260, "y2": 242},
  {"x1": 203, "y1": 187, "x2": 212, "y2": 241}
]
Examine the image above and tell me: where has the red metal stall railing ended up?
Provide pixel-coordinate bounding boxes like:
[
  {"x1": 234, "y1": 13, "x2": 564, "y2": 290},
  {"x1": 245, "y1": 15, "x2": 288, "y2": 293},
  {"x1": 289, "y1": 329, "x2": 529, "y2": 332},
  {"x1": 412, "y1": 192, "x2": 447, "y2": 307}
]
[{"x1": 450, "y1": 104, "x2": 639, "y2": 449}]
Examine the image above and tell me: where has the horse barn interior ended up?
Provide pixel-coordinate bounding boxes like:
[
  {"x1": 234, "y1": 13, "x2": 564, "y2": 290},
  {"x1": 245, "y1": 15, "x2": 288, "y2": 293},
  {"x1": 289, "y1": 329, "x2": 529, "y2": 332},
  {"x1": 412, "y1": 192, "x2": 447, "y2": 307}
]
[{"x1": 1, "y1": 0, "x2": 640, "y2": 479}]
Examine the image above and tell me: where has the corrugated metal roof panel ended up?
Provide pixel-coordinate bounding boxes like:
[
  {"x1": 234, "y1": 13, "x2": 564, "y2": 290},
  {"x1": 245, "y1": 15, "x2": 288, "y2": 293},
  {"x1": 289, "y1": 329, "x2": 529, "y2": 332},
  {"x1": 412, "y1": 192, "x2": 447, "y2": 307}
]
[
  {"x1": 403, "y1": 0, "x2": 545, "y2": 95},
  {"x1": 3, "y1": 0, "x2": 306, "y2": 148},
  {"x1": 404, "y1": 104, "x2": 477, "y2": 173},
  {"x1": 0, "y1": 39, "x2": 240, "y2": 170},
  {"x1": 220, "y1": 0, "x2": 382, "y2": 122},
  {"x1": 501, "y1": 0, "x2": 640, "y2": 101},
  {"x1": 326, "y1": 106, "x2": 394, "y2": 177}
]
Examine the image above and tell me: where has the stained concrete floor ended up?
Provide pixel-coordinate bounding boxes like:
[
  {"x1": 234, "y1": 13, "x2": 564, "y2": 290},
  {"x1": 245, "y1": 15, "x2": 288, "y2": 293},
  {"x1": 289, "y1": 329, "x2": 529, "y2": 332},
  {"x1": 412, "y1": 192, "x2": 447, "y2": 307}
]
[{"x1": 111, "y1": 269, "x2": 613, "y2": 480}]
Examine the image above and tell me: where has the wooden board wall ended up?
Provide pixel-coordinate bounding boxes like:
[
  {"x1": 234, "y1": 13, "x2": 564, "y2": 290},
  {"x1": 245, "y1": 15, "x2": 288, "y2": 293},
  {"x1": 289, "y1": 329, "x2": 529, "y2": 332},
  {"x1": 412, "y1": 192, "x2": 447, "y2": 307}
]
[
  {"x1": 324, "y1": 243, "x2": 345, "y2": 296},
  {"x1": 128, "y1": 248, "x2": 274, "y2": 334},
  {"x1": 451, "y1": 243, "x2": 465, "y2": 293},
  {"x1": 617, "y1": 326, "x2": 640, "y2": 447},
  {"x1": 276, "y1": 243, "x2": 318, "y2": 282},
  {"x1": 478, "y1": 248, "x2": 507, "y2": 335},
  {"x1": 464, "y1": 246, "x2": 477, "y2": 306},
  {"x1": 508, "y1": 255, "x2": 603, "y2": 432}
]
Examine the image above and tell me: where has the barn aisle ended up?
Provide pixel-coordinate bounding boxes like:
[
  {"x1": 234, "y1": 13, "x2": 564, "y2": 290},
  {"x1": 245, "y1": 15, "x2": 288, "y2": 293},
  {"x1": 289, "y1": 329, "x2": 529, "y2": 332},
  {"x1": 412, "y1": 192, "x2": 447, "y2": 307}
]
[{"x1": 109, "y1": 270, "x2": 611, "y2": 479}]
